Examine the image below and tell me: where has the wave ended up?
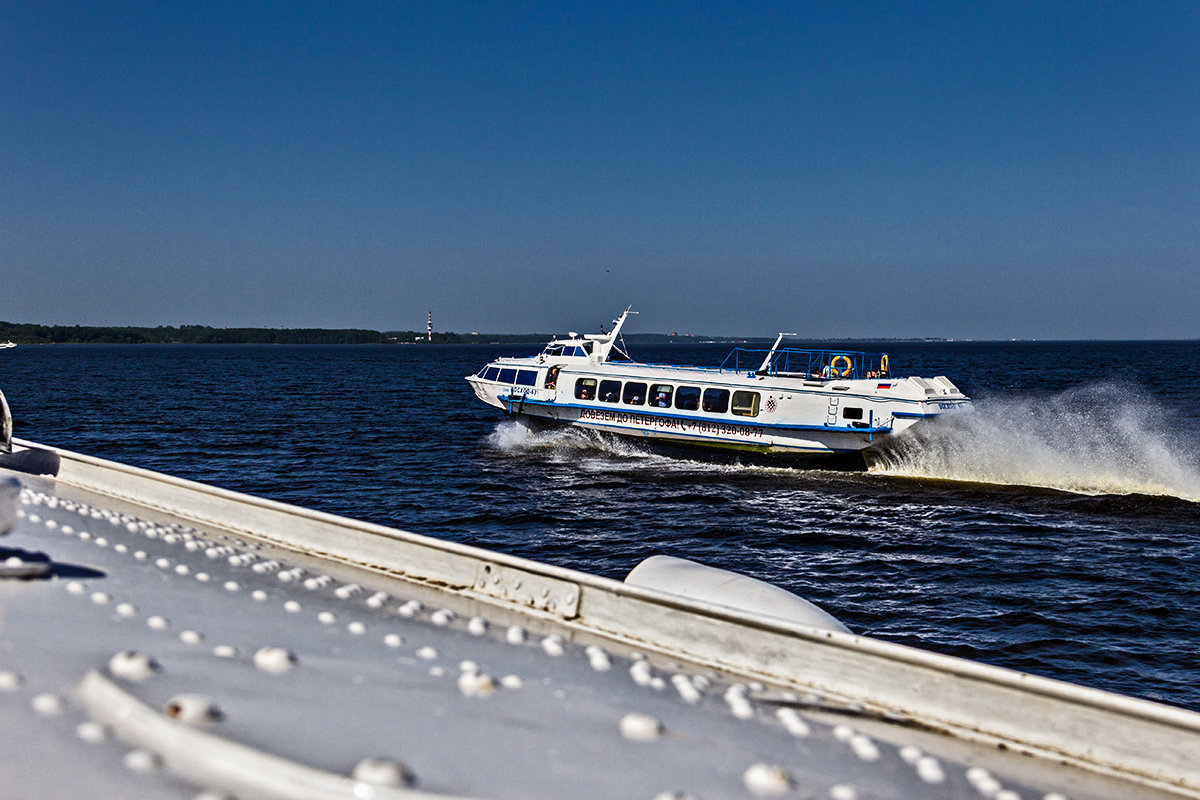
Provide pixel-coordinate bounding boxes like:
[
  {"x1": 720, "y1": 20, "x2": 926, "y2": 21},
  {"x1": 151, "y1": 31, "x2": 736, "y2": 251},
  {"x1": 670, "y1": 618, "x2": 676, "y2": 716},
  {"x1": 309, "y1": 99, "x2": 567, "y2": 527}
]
[
  {"x1": 486, "y1": 419, "x2": 657, "y2": 462},
  {"x1": 869, "y1": 383, "x2": 1200, "y2": 502}
]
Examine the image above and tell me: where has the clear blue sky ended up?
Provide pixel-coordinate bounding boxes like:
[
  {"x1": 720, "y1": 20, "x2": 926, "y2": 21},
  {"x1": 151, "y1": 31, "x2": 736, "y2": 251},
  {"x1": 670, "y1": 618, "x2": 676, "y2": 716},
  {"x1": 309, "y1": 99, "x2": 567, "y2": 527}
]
[{"x1": 3, "y1": 2, "x2": 1197, "y2": 339}]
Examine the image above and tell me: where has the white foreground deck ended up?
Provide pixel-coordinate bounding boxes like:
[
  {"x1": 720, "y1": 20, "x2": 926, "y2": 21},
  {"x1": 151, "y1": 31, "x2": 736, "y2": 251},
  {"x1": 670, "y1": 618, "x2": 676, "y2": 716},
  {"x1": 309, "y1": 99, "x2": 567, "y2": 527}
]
[{"x1": 2, "y1": 438, "x2": 1199, "y2": 799}]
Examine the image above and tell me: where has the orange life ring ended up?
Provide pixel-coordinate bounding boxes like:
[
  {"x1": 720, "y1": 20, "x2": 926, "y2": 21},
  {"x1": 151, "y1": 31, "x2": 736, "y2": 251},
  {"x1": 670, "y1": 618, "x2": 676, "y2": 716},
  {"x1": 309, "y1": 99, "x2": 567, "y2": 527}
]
[{"x1": 830, "y1": 355, "x2": 852, "y2": 378}]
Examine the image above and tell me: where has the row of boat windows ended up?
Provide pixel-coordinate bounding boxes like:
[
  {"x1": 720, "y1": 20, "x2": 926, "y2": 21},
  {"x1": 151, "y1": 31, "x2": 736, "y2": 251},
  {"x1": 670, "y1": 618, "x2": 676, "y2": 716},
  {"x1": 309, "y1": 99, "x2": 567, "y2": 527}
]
[
  {"x1": 479, "y1": 366, "x2": 538, "y2": 386},
  {"x1": 478, "y1": 366, "x2": 868, "y2": 424},
  {"x1": 574, "y1": 378, "x2": 761, "y2": 417}
]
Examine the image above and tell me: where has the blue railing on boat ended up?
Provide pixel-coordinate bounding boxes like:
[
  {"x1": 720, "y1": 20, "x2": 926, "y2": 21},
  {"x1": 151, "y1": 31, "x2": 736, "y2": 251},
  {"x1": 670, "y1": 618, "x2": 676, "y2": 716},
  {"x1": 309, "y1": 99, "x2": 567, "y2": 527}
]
[{"x1": 720, "y1": 347, "x2": 891, "y2": 380}]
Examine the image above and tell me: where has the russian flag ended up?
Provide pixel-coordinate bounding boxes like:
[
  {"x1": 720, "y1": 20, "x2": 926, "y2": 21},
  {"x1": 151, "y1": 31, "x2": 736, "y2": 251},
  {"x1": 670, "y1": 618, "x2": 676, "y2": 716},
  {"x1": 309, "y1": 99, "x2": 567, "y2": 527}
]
[{"x1": 876, "y1": 383, "x2": 891, "y2": 389}]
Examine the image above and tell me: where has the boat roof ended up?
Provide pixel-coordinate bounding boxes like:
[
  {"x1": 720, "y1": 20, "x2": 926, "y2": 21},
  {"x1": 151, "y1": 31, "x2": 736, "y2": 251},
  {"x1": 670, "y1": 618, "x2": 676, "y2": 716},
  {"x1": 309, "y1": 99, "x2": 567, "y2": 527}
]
[{"x1": 0, "y1": 436, "x2": 1193, "y2": 798}]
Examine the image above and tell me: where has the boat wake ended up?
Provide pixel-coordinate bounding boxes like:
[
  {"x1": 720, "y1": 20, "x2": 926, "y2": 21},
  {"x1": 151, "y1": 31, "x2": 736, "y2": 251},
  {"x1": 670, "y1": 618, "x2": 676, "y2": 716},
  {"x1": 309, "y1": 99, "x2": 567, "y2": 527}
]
[
  {"x1": 869, "y1": 383, "x2": 1200, "y2": 502},
  {"x1": 487, "y1": 419, "x2": 658, "y2": 463}
]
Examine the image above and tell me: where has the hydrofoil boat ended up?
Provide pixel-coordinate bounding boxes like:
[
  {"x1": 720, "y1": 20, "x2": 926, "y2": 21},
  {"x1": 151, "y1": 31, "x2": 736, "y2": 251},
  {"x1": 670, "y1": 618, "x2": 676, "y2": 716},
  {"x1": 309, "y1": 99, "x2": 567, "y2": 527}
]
[{"x1": 466, "y1": 308, "x2": 971, "y2": 466}]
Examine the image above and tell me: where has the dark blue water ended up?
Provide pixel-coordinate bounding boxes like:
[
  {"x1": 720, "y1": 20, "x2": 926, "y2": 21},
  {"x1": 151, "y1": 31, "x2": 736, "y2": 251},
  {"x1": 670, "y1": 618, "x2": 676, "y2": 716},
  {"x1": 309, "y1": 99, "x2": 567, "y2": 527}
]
[{"x1": 4, "y1": 341, "x2": 1200, "y2": 712}]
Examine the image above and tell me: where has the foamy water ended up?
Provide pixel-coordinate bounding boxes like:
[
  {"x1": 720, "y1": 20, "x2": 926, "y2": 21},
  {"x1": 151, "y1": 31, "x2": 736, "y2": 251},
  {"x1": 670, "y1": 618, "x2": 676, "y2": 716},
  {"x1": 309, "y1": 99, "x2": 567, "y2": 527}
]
[
  {"x1": 870, "y1": 383, "x2": 1200, "y2": 502},
  {"x1": 488, "y1": 418, "x2": 661, "y2": 462}
]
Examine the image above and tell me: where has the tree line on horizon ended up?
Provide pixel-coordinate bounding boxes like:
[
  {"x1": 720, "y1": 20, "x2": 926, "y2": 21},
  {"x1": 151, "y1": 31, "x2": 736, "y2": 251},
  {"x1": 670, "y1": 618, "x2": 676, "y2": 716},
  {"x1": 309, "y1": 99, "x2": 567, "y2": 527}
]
[
  {"x1": 0, "y1": 321, "x2": 972, "y2": 345},
  {"x1": 0, "y1": 322, "x2": 769, "y2": 345}
]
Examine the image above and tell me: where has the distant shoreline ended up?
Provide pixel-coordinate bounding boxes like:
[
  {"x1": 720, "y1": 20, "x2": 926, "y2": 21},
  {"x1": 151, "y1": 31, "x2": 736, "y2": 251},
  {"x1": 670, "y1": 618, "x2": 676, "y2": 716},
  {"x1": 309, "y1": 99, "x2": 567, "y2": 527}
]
[
  {"x1": 6, "y1": 322, "x2": 1185, "y2": 346},
  {"x1": 0, "y1": 322, "x2": 780, "y2": 346}
]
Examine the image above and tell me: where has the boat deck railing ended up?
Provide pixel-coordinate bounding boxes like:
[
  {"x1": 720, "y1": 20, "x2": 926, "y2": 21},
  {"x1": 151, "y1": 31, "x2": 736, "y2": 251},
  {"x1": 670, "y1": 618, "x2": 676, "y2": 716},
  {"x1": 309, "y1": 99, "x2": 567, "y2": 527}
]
[{"x1": 721, "y1": 347, "x2": 892, "y2": 381}]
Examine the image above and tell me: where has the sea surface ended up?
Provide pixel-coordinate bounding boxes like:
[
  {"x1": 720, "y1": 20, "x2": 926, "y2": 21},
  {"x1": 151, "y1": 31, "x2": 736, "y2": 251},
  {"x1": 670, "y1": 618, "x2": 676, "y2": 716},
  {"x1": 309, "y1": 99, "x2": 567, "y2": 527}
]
[{"x1": 4, "y1": 340, "x2": 1200, "y2": 712}]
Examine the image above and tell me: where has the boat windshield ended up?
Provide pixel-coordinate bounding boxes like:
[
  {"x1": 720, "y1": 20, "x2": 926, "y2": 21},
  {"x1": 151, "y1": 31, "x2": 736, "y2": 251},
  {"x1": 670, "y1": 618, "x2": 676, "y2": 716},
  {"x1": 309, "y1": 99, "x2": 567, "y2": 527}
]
[
  {"x1": 541, "y1": 341, "x2": 593, "y2": 358},
  {"x1": 721, "y1": 347, "x2": 892, "y2": 381}
]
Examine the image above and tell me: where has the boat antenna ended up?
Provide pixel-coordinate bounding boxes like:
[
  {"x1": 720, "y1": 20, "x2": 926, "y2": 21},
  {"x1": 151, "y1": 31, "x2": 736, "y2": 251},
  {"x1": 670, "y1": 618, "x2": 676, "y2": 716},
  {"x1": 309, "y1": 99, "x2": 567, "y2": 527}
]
[
  {"x1": 609, "y1": 306, "x2": 637, "y2": 361},
  {"x1": 757, "y1": 332, "x2": 797, "y2": 375}
]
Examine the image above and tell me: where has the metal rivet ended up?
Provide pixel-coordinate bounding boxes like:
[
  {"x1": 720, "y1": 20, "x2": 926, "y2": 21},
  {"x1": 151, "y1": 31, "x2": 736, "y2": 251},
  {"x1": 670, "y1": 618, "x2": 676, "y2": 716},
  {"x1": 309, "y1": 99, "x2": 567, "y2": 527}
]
[
  {"x1": 619, "y1": 712, "x2": 664, "y2": 741},
  {"x1": 742, "y1": 763, "x2": 796, "y2": 796},
  {"x1": 776, "y1": 708, "x2": 810, "y2": 737},
  {"x1": 123, "y1": 749, "x2": 161, "y2": 773},
  {"x1": 164, "y1": 694, "x2": 223, "y2": 726},
  {"x1": 254, "y1": 646, "x2": 298, "y2": 674},
  {"x1": 671, "y1": 674, "x2": 702, "y2": 704},
  {"x1": 630, "y1": 660, "x2": 655, "y2": 687},
  {"x1": 32, "y1": 693, "x2": 65, "y2": 716},
  {"x1": 917, "y1": 756, "x2": 945, "y2": 784},
  {"x1": 109, "y1": 650, "x2": 161, "y2": 682},
  {"x1": 849, "y1": 733, "x2": 880, "y2": 761},
  {"x1": 352, "y1": 757, "x2": 416, "y2": 788},
  {"x1": 458, "y1": 670, "x2": 497, "y2": 697},
  {"x1": 76, "y1": 721, "x2": 110, "y2": 743},
  {"x1": 586, "y1": 645, "x2": 612, "y2": 671}
]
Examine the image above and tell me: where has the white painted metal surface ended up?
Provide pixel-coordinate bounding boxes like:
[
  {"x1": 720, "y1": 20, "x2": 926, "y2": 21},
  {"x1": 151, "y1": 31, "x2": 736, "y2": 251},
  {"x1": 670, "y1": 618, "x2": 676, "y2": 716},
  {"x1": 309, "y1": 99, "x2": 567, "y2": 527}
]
[{"x1": 2, "y1": 438, "x2": 1199, "y2": 798}]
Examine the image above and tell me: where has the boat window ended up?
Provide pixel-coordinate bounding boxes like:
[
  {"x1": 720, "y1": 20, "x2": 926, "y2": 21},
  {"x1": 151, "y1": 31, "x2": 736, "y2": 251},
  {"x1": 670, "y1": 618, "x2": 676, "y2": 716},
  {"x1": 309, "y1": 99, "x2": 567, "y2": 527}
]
[
  {"x1": 515, "y1": 370, "x2": 537, "y2": 386},
  {"x1": 649, "y1": 384, "x2": 673, "y2": 408},
  {"x1": 545, "y1": 367, "x2": 559, "y2": 389},
  {"x1": 476, "y1": 366, "x2": 489, "y2": 378},
  {"x1": 702, "y1": 388, "x2": 730, "y2": 414},
  {"x1": 543, "y1": 344, "x2": 564, "y2": 357},
  {"x1": 731, "y1": 391, "x2": 760, "y2": 417},
  {"x1": 498, "y1": 368, "x2": 517, "y2": 384},
  {"x1": 842, "y1": 407, "x2": 864, "y2": 420},
  {"x1": 675, "y1": 386, "x2": 701, "y2": 411},
  {"x1": 622, "y1": 382, "x2": 647, "y2": 405},
  {"x1": 574, "y1": 378, "x2": 596, "y2": 400},
  {"x1": 484, "y1": 366, "x2": 500, "y2": 381},
  {"x1": 599, "y1": 380, "x2": 621, "y2": 403},
  {"x1": 583, "y1": 342, "x2": 594, "y2": 354}
]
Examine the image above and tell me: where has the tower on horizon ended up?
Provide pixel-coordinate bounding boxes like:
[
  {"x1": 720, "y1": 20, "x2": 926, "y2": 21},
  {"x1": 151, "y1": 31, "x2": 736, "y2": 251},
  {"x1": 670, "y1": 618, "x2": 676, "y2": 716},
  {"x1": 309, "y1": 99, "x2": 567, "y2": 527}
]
[{"x1": 427, "y1": 311, "x2": 432, "y2": 342}]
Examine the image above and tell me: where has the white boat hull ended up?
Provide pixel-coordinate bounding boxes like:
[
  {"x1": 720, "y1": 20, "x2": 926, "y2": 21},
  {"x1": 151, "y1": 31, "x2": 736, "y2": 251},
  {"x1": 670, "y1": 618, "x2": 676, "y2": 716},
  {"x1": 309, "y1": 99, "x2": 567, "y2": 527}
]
[
  {"x1": 467, "y1": 366, "x2": 969, "y2": 462},
  {"x1": 467, "y1": 309, "x2": 971, "y2": 464}
]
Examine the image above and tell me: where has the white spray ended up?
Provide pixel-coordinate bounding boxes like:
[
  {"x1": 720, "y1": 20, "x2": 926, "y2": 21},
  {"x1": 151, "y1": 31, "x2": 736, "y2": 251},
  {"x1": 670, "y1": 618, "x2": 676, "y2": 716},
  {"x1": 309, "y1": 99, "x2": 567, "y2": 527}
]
[{"x1": 870, "y1": 383, "x2": 1200, "y2": 502}]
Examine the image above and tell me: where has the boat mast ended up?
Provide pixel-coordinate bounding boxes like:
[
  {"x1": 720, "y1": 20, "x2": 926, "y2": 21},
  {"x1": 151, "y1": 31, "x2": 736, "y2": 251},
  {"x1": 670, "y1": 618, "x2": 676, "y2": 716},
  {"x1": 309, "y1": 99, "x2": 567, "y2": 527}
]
[
  {"x1": 757, "y1": 332, "x2": 796, "y2": 374},
  {"x1": 587, "y1": 306, "x2": 636, "y2": 362}
]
